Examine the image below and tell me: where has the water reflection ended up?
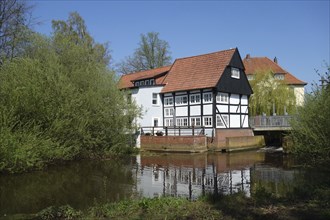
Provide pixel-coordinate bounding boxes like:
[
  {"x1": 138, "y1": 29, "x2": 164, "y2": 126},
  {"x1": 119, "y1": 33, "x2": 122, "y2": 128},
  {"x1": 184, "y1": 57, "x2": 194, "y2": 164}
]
[
  {"x1": 135, "y1": 151, "x2": 265, "y2": 199},
  {"x1": 0, "y1": 151, "x2": 301, "y2": 216}
]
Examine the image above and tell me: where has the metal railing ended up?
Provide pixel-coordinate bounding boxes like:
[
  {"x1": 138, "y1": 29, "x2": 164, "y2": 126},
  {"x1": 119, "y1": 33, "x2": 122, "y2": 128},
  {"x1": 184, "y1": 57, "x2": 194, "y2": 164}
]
[
  {"x1": 140, "y1": 126, "x2": 206, "y2": 136},
  {"x1": 249, "y1": 115, "x2": 292, "y2": 128}
]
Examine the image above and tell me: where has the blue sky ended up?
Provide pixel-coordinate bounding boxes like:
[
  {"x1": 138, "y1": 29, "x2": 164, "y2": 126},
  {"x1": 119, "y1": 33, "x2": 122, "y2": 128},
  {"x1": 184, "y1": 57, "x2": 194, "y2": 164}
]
[{"x1": 31, "y1": 0, "x2": 329, "y2": 92}]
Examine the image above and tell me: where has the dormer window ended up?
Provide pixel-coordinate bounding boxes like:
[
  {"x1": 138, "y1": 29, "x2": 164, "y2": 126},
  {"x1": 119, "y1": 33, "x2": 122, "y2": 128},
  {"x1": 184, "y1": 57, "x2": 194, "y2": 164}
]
[
  {"x1": 274, "y1": 74, "x2": 284, "y2": 80},
  {"x1": 231, "y1": 67, "x2": 240, "y2": 79},
  {"x1": 247, "y1": 75, "x2": 255, "y2": 80}
]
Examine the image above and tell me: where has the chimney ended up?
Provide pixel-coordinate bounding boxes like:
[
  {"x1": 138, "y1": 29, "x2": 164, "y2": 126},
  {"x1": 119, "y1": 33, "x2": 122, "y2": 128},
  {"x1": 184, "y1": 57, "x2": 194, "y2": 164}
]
[
  {"x1": 245, "y1": 54, "x2": 250, "y2": 59},
  {"x1": 274, "y1": 57, "x2": 278, "y2": 64}
]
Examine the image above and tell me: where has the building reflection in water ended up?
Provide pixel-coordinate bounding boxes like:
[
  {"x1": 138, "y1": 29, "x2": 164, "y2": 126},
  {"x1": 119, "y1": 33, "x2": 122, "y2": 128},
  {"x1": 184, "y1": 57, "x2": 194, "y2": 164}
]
[{"x1": 134, "y1": 151, "x2": 266, "y2": 199}]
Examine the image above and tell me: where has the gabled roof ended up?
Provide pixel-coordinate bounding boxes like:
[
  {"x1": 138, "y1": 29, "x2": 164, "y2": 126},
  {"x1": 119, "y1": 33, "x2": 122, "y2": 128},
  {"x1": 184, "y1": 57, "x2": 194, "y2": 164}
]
[
  {"x1": 118, "y1": 65, "x2": 171, "y2": 89},
  {"x1": 161, "y1": 48, "x2": 237, "y2": 93},
  {"x1": 243, "y1": 56, "x2": 307, "y2": 85}
]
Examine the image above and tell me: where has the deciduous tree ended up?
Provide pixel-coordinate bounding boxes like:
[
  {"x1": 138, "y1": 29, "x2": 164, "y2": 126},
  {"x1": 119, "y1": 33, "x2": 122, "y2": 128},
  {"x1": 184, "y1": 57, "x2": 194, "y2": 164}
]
[
  {"x1": 117, "y1": 32, "x2": 171, "y2": 74},
  {"x1": 0, "y1": 0, "x2": 34, "y2": 64},
  {"x1": 249, "y1": 71, "x2": 296, "y2": 116}
]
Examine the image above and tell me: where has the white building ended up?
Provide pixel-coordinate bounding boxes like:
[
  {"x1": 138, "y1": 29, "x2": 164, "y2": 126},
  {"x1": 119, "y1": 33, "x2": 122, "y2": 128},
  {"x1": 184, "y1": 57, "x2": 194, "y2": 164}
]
[{"x1": 119, "y1": 48, "x2": 254, "y2": 146}]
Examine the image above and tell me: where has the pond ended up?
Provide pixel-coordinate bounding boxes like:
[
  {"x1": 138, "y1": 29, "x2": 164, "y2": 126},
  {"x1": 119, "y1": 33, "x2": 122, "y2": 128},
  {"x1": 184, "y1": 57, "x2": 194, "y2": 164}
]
[{"x1": 0, "y1": 150, "x2": 300, "y2": 216}]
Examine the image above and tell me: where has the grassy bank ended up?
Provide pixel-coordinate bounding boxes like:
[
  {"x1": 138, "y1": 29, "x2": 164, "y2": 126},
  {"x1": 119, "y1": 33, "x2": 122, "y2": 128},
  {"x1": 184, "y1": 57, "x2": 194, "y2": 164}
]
[{"x1": 6, "y1": 190, "x2": 329, "y2": 220}]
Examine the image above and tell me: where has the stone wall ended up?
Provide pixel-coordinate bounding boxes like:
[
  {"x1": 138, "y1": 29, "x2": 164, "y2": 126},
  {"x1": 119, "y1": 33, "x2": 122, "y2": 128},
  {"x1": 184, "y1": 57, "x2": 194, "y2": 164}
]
[{"x1": 141, "y1": 135, "x2": 207, "y2": 153}]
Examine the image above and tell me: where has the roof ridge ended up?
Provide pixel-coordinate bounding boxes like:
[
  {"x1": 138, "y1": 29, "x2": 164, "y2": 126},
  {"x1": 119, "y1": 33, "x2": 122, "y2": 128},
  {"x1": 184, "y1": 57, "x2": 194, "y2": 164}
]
[
  {"x1": 175, "y1": 48, "x2": 237, "y2": 61},
  {"x1": 122, "y1": 64, "x2": 172, "y2": 76}
]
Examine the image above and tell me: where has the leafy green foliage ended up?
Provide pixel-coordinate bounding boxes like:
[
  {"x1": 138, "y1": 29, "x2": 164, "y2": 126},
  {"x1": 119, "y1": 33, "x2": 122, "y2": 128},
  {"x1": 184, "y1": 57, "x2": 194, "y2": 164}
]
[
  {"x1": 290, "y1": 67, "x2": 330, "y2": 165},
  {"x1": 0, "y1": 13, "x2": 139, "y2": 173},
  {"x1": 249, "y1": 70, "x2": 296, "y2": 116}
]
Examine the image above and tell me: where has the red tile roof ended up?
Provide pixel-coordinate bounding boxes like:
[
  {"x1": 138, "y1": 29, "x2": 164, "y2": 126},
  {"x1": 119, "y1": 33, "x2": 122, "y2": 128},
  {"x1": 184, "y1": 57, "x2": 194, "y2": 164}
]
[
  {"x1": 118, "y1": 65, "x2": 171, "y2": 89},
  {"x1": 161, "y1": 48, "x2": 236, "y2": 93},
  {"x1": 243, "y1": 57, "x2": 306, "y2": 85}
]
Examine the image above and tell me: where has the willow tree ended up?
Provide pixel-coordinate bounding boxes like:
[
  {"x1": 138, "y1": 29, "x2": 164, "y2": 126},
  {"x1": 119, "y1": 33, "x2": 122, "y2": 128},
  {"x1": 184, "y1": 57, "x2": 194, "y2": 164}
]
[{"x1": 249, "y1": 71, "x2": 296, "y2": 116}]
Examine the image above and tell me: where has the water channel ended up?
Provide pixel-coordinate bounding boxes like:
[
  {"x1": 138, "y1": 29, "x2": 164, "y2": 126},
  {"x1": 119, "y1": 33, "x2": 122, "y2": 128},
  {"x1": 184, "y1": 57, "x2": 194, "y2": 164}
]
[{"x1": 0, "y1": 150, "x2": 301, "y2": 216}]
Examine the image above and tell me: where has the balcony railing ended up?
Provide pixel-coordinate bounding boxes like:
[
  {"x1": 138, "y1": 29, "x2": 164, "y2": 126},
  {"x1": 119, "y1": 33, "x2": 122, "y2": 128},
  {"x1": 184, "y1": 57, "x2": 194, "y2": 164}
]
[{"x1": 249, "y1": 115, "x2": 292, "y2": 128}]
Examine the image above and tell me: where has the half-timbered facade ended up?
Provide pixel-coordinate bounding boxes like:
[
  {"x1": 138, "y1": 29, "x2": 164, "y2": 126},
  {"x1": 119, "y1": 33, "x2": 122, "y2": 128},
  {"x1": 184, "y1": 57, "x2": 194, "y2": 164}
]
[{"x1": 118, "y1": 48, "x2": 253, "y2": 138}]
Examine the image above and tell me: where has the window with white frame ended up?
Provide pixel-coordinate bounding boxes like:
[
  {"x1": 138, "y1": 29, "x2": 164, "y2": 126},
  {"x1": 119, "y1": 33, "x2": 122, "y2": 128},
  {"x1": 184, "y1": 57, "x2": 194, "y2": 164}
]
[
  {"x1": 203, "y1": 116, "x2": 212, "y2": 126},
  {"x1": 164, "y1": 97, "x2": 173, "y2": 106},
  {"x1": 150, "y1": 79, "x2": 155, "y2": 85},
  {"x1": 135, "y1": 81, "x2": 139, "y2": 87},
  {"x1": 274, "y1": 74, "x2": 284, "y2": 80},
  {"x1": 231, "y1": 67, "x2": 240, "y2": 79},
  {"x1": 176, "y1": 118, "x2": 188, "y2": 127},
  {"x1": 165, "y1": 118, "x2": 173, "y2": 127},
  {"x1": 190, "y1": 117, "x2": 201, "y2": 126},
  {"x1": 145, "y1": 80, "x2": 150, "y2": 85},
  {"x1": 203, "y1": 93, "x2": 212, "y2": 103},
  {"x1": 140, "y1": 81, "x2": 144, "y2": 86},
  {"x1": 164, "y1": 108, "x2": 174, "y2": 117},
  {"x1": 216, "y1": 92, "x2": 228, "y2": 103},
  {"x1": 175, "y1": 95, "x2": 188, "y2": 105},
  {"x1": 152, "y1": 93, "x2": 158, "y2": 105},
  {"x1": 190, "y1": 94, "x2": 201, "y2": 104},
  {"x1": 216, "y1": 115, "x2": 228, "y2": 127}
]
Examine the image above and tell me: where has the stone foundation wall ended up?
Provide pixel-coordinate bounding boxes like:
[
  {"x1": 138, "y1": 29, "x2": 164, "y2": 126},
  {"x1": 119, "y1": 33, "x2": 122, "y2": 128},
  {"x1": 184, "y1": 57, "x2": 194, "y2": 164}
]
[{"x1": 141, "y1": 135, "x2": 207, "y2": 153}]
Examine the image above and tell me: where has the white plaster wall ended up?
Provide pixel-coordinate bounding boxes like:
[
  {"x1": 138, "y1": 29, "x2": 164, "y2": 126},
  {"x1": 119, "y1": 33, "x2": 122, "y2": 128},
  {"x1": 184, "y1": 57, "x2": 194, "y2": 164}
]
[
  {"x1": 241, "y1": 95, "x2": 248, "y2": 105},
  {"x1": 217, "y1": 105, "x2": 228, "y2": 113},
  {"x1": 230, "y1": 105, "x2": 239, "y2": 113},
  {"x1": 190, "y1": 105, "x2": 201, "y2": 116},
  {"x1": 131, "y1": 86, "x2": 163, "y2": 127},
  {"x1": 230, "y1": 115, "x2": 241, "y2": 128},
  {"x1": 293, "y1": 86, "x2": 305, "y2": 106},
  {"x1": 241, "y1": 106, "x2": 248, "y2": 114},
  {"x1": 230, "y1": 94, "x2": 240, "y2": 104},
  {"x1": 241, "y1": 115, "x2": 249, "y2": 128},
  {"x1": 176, "y1": 106, "x2": 188, "y2": 117},
  {"x1": 203, "y1": 105, "x2": 213, "y2": 115}
]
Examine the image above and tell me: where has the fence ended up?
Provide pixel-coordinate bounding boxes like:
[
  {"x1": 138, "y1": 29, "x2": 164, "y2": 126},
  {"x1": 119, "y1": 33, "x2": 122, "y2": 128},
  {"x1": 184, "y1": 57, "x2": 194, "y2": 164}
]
[
  {"x1": 140, "y1": 126, "x2": 206, "y2": 136},
  {"x1": 249, "y1": 116, "x2": 292, "y2": 128}
]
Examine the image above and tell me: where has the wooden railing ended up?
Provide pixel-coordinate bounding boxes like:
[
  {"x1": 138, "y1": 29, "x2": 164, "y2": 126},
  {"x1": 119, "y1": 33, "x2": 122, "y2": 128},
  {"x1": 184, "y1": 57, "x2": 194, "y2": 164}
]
[
  {"x1": 249, "y1": 115, "x2": 292, "y2": 128},
  {"x1": 140, "y1": 126, "x2": 206, "y2": 136}
]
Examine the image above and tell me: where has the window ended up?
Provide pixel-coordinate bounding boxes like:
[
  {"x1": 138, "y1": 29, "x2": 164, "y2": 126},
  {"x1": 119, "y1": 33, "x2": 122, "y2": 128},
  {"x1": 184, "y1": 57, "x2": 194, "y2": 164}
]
[
  {"x1": 164, "y1": 97, "x2": 173, "y2": 106},
  {"x1": 175, "y1": 95, "x2": 188, "y2": 105},
  {"x1": 152, "y1": 93, "x2": 158, "y2": 105},
  {"x1": 190, "y1": 117, "x2": 201, "y2": 126},
  {"x1": 150, "y1": 79, "x2": 155, "y2": 85},
  {"x1": 153, "y1": 118, "x2": 159, "y2": 127},
  {"x1": 247, "y1": 75, "x2": 255, "y2": 80},
  {"x1": 140, "y1": 81, "x2": 144, "y2": 86},
  {"x1": 164, "y1": 108, "x2": 174, "y2": 117},
  {"x1": 274, "y1": 74, "x2": 284, "y2": 80},
  {"x1": 216, "y1": 115, "x2": 229, "y2": 127},
  {"x1": 176, "y1": 118, "x2": 188, "y2": 127},
  {"x1": 135, "y1": 81, "x2": 139, "y2": 87},
  {"x1": 231, "y1": 67, "x2": 240, "y2": 79},
  {"x1": 216, "y1": 93, "x2": 228, "y2": 103},
  {"x1": 203, "y1": 116, "x2": 212, "y2": 126},
  {"x1": 190, "y1": 94, "x2": 201, "y2": 104},
  {"x1": 203, "y1": 93, "x2": 212, "y2": 103},
  {"x1": 165, "y1": 118, "x2": 173, "y2": 127},
  {"x1": 145, "y1": 80, "x2": 150, "y2": 85}
]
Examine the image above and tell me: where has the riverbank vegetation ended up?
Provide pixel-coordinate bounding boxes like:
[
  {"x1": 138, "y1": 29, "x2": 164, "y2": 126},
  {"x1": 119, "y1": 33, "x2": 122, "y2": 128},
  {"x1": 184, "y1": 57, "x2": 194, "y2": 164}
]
[
  {"x1": 290, "y1": 68, "x2": 330, "y2": 165},
  {"x1": 0, "y1": 12, "x2": 139, "y2": 174}
]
